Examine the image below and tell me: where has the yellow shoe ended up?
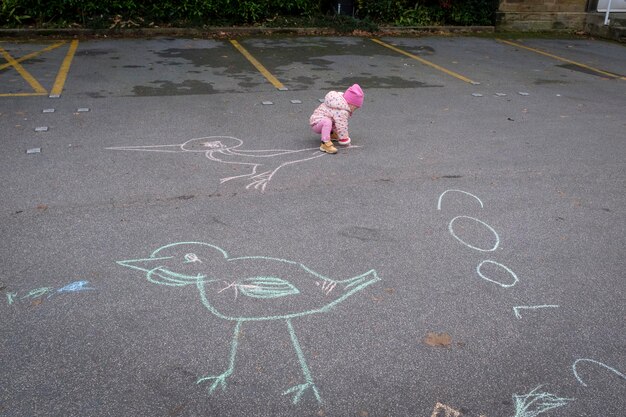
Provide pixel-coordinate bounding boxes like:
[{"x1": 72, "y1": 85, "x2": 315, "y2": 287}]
[
  {"x1": 320, "y1": 141, "x2": 337, "y2": 154},
  {"x1": 330, "y1": 131, "x2": 339, "y2": 141}
]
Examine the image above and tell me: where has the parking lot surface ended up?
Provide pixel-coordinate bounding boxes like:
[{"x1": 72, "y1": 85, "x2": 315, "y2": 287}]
[{"x1": 1, "y1": 35, "x2": 625, "y2": 417}]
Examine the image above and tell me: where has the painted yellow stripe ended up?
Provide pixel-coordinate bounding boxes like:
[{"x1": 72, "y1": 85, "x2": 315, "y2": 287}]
[
  {"x1": 0, "y1": 42, "x2": 66, "y2": 72},
  {"x1": 0, "y1": 92, "x2": 48, "y2": 97},
  {"x1": 230, "y1": 39, "x2": 286, "y2": 90},
  {"x1": 0, "y1": 46, "x2": 47, "y2": 94},
  {"x1": 371, "y1": 38, "x2": 478, "y2": 84},
  {"x1": 50, "y1": 39, "x2": 79, "y2": 97},
  {"x1": 497, "y1": 39, "x2": 626, "y2": 81}
]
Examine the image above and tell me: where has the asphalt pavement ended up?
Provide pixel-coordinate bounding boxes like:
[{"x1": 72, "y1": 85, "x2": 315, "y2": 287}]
[{"x1": 1, "y1": 34, "x2": 625, "y2": 417}]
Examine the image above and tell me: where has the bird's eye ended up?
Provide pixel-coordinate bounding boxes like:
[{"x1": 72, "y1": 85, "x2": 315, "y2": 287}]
[{"x1": 184, "y1": 253, "x2": 202, "y2": 263}]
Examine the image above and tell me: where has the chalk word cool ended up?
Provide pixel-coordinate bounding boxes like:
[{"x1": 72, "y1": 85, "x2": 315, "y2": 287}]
[{"x1": 437, "y1": 189, "x2": 558, "y2": 318}]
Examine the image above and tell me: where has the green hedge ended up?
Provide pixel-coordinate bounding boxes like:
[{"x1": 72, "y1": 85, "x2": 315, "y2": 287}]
[
  {"x1": 356, "y1": 0, "x2": 499, "y2": 26},
  {"x1": 0, "y1": 0, "x2": 498, "y2": 28}
]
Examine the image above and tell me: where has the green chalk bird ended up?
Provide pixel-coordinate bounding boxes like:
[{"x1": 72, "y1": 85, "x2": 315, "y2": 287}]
[{"x1": 116, "y1": 241, "x2": 380, "y2": 404}]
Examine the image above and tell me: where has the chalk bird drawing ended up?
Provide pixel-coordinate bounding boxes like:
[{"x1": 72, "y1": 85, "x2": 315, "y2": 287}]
[
  {"x1": 106, "y1": 136, "x2": 339, "y2": 192},
  {"x1": 116, "y1": 241, "x2": 380, "y2": 404}
]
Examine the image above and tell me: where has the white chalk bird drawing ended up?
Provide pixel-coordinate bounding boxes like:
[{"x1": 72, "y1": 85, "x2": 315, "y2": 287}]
[{"x1": 106, "y1": 136, "x2": 333, "y2": 192}]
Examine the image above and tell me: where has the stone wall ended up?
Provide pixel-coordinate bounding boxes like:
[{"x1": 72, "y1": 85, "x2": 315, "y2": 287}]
[{"x1": 497, "y1": 0, "x2": 589, "y2": 31}]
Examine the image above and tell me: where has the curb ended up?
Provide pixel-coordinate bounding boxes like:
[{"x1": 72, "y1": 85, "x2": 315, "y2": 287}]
[{"x1": 0, "y1": 25, "x2": 495, "y2": 39}]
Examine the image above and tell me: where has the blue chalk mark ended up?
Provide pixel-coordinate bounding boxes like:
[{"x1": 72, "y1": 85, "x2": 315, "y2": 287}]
[
  {"x1": 512, "y1": 385, "x2": 572, "y2": 417},
  {"x1": 437, "y1": 189, "x2": 484, "y2": 211},
  {"x1": 476, "y1": 260, "x2": 518, "y2": 288},
  {"x1": 449, "y1": 216, "x2": 500, "y2": 252},
  {"x1": 513, "y1": 305, "x2": 559, "y2": 319},
  {"x1": 57, "y1": 280, "x2": 95, "y2": 293},
  {"x1": 572, "y1": 358, "x2": 626, "y2": 387}
]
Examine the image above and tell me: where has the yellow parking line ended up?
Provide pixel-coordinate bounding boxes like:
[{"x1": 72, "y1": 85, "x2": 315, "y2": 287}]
[
  {"x1": 230, "y1": 39, "x2": 287, "y2": 90},
  {"x1": 0, "y1": 92, "x2": 47, "y2": 97},
  {"x1": 0, "y1": 46, "x2": 47, "y2": 94},
  {"x1": 50, "y1": 39, "x2": 79, "y2": 97},
  {"x1": 0, "y1": 41, "x2": 66, "y2": 72},
  {"x1": 497, "y1": 39, "x2": 626, "y2": 81},
  {"x1": 371, "y1": 38, "x2": 478, "y2": 84}
]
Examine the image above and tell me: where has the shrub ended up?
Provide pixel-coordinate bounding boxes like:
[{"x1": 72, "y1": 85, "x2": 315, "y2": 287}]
[{"x1": 0, "y1": 0, "x2": 498, "y2": 28}]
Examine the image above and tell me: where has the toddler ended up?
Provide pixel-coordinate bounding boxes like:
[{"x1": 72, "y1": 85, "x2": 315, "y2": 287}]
[{"x1": 309, "y1": 84, "x2": 364, "y2": 154}]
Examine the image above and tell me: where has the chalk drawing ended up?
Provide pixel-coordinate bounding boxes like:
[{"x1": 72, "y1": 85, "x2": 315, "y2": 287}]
[
  {"x1": 56, "y1": 280, "x2": 94, "y2": 293},
  {"x1": 6, "y1": 292, "x2": 17, "y2": 305},
  {"x1": 448, "y1": 216, "x2": 500, "y2": 252},
  {"x1": 185, "y1": 253, "x2": 202, "y2": 263},
  {"x1": 5, "y1": 281, "x2": 94, "y2": 305},
  {"x1": 436, "y1": 190, "x2": 575, "y2": 416},
  {"x1": 476, "y1": 260, "x2": 518, "y2": 288},
  {"x1": 116, "y1": 241, "x2": 380, "y2": 404},
  {"x1": 513, "y1": 305, "x2": 559, "y2": 319},
  {"x1": 106, "y1": 136, "x2": 351, "y2": 192},
  {"x1": 572, "y1": 358, "x2": 626, "y2": 387},
  {"x1": 511, "y1": 386, "x2": 572, "y2": 417},
  {"x1": 23, "y1": 287, "x2": 54, "y2": 300},
  {"x1": 437, "y1": 189, "x2": 484, "y2": 211}
]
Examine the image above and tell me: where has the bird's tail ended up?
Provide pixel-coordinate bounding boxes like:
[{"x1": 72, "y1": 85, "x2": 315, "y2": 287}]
[{"x1": 341, "y1": 269, "x2": 381, "y2": 291}]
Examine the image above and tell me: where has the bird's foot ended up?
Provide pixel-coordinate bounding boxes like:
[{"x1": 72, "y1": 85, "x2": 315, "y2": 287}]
[
  {"x1": 283, "y1": 381, "x2": 322, "y2": 405},
  {"x1": 246, "y1": 171, "x2": 271, "y2": 191},
  {"x1": 196, "y1": 372, "x2": 230, "y2": 394}
]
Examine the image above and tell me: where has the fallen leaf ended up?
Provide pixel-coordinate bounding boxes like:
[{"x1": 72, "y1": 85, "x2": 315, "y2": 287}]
[
  {"x1": 36, "y1": 204, "x2": 48, "y2": 211},
  {"x1": 424, "y1": 332, "x2": 452, "y2": 348},
  {"x1": 31, "y1": 299, "x2": 43, "y2": 306}
]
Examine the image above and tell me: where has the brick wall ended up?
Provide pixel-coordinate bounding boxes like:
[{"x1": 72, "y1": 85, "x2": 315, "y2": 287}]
[{"x1": 497, "y1": 0, "x2": 588, "y2": 30}]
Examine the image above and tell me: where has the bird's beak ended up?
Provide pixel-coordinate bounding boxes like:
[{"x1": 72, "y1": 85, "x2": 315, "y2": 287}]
[
  {"x1": 105, "y1": 144, "x2": 183, "y2": 152},
  {"x1": 116, "y1": 257, "x2": 205, "y2": 287},
  {"x1": 117, "y1": 257, "x2": 169, "y2": 273}
]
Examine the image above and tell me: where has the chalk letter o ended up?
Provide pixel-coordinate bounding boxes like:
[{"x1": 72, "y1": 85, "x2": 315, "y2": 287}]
[
  {"x1": 448, "y1": 216, "x2": 500, "y2": 252},
  {"x1": 476, "y1": 260, "x2": 519, "y2": 288}
]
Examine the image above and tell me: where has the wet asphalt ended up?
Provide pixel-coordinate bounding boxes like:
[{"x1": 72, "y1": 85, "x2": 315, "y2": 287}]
[{"x1": 1, "y1": 35, "x2": 625, "y2": 417}]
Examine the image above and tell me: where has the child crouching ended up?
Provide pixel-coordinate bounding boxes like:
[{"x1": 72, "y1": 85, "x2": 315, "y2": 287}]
[{"x1": 309, "y1": 84, "x2": 364, "y2": 154}]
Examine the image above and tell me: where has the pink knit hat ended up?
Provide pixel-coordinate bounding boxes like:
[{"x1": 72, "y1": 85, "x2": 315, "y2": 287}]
[{"x1": 343, "y1": 84, "x2": 364, "y2": 108}]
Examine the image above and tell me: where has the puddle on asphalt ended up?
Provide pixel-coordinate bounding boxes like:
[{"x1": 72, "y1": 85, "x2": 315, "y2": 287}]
[
  {"x1": 75, "y1": 48, "x2": 116, "y2": 56},
  {"x1": 132, "y1": 79, "x2": 217, "y2": 96},
  {"x1": 331, "y1": 75, "x2": 443, "y2": 89},
  {"x1": 534, "y1": 79, "x2": 570, "y2": 85},
  {"x1": 155, "y1": 48, "x2": 233, "y2": 67},
  {"x1": 557, "y1": 63, "x2": 620, "y2": 78}
]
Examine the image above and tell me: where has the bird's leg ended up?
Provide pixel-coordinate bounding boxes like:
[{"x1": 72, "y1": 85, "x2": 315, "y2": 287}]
[
  {"x1": 282, "y1": 319, "x2": 322, "y2": 405},
  {"x1": 197, "y1": 320, "x2": 242, "y2": 394}
]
